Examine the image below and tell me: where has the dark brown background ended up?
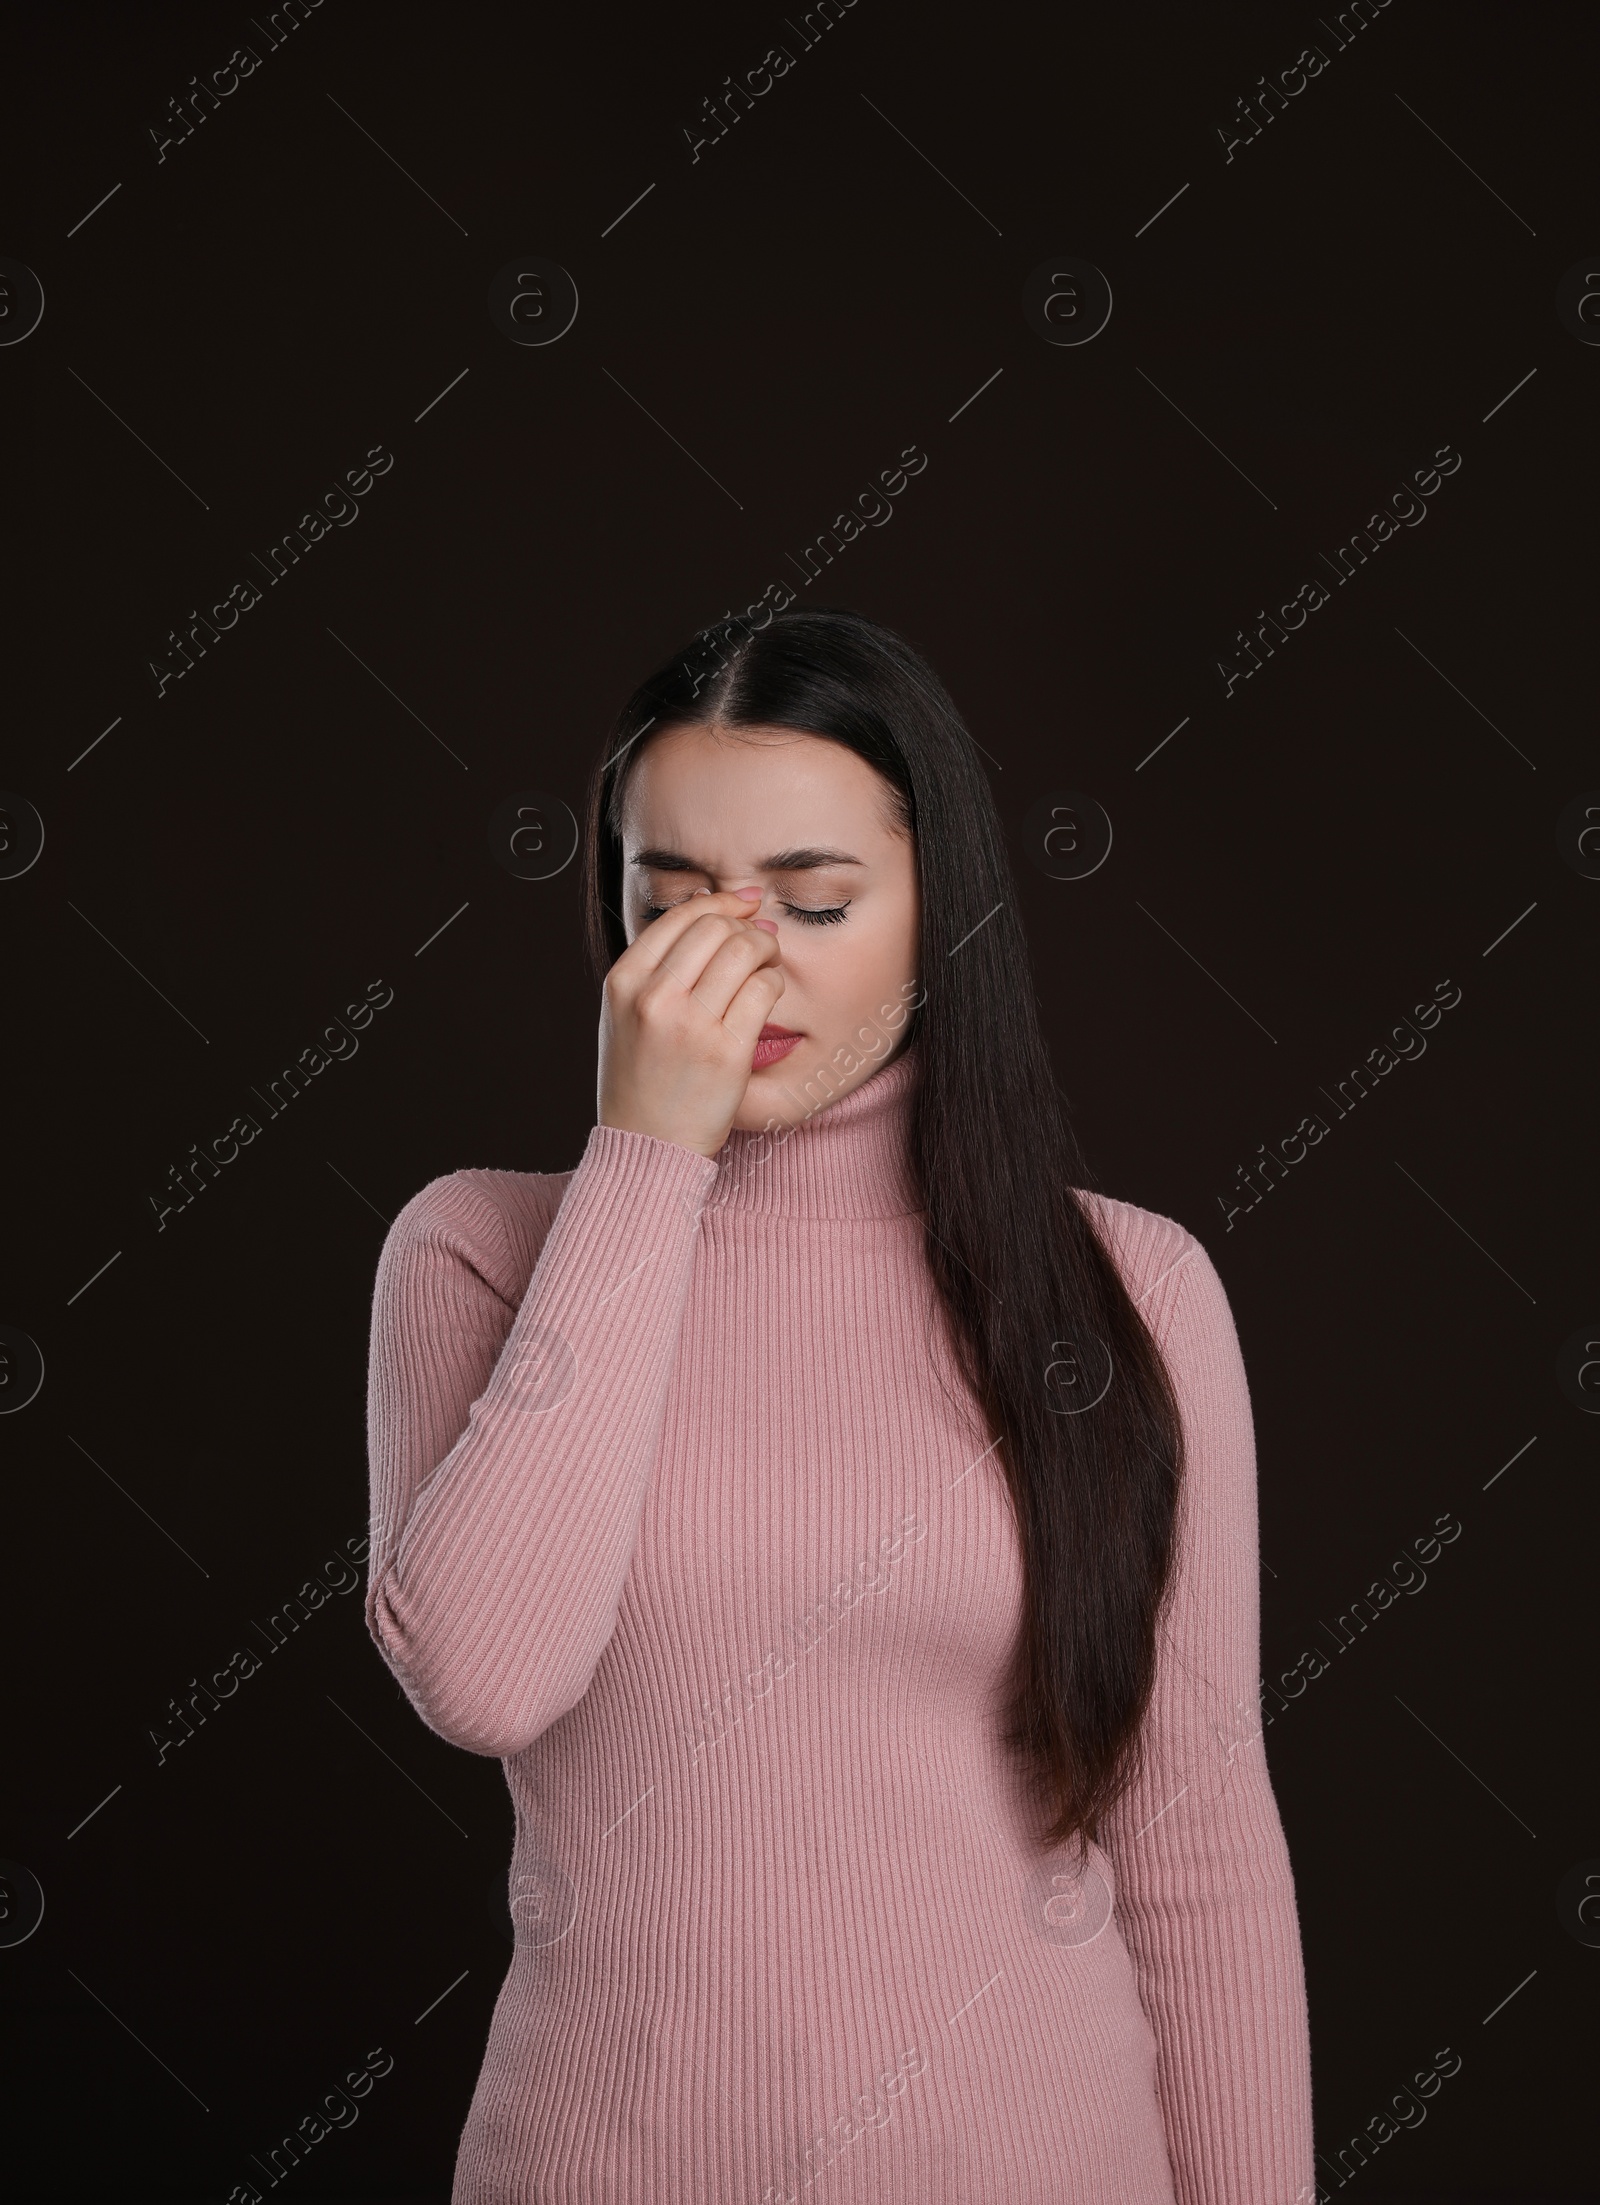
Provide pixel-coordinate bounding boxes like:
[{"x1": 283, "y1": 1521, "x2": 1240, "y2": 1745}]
[{"x1": 4, "y1": 1, "x2": 1595, "y2": 2197}]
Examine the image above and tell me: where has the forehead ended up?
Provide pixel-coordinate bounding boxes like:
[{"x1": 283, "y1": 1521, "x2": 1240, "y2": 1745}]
[{"x1": 621, "y1": 724, "x2": 897, "y2": 847}]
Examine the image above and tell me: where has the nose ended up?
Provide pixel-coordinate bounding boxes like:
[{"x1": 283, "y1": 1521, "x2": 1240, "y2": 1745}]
[{"x1": 733, "y1": 885, "x2": 778, "y2": 936}]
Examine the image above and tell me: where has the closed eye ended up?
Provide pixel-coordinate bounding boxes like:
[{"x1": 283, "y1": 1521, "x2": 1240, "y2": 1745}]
[
  {"x1": 642, "y1": 898, "x2": 851, "y2": 928},
  {"x1": 779, "y1": 900, "x2": 850, "y2": 927}
]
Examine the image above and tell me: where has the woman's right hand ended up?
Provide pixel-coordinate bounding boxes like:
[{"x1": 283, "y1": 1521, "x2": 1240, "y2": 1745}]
[{"x1": 597, "y1": 888, "x2": 787, "y2": 1158}]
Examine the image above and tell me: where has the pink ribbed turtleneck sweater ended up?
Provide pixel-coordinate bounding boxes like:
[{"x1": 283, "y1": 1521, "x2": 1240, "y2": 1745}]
[{"x1": 365, "y1": 1037, "x2": 1315, "y2": 2203}]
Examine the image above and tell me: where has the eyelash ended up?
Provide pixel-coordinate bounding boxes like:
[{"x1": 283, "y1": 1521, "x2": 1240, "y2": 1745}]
[{"x1": 642, "y1": 898, "x2": 851, "y2": 928}]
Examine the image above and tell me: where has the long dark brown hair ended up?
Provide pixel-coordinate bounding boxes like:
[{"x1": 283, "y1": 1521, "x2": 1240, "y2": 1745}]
[{"x1": 580, "y1": 604, "x2": 1186, "y2": 1857}]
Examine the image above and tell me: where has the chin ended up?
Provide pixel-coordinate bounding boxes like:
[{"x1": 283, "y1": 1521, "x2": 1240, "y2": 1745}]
[
  {"x1": 737, "y1": 1042, "x2": 880, "y2": 1131},
  {"x1": 735, "y1": 1050, "x2": 819, "y2": 1128}
]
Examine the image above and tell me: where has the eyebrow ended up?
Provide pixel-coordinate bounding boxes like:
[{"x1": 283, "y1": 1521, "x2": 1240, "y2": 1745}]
[{"x1": 629, "y1": 845, "x2": 864, "y2": 873}]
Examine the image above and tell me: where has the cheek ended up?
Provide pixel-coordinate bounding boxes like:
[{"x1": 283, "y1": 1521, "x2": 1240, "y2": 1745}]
[{"x1": 795, "y1": 913, "x2": 907, "y2": 1014}]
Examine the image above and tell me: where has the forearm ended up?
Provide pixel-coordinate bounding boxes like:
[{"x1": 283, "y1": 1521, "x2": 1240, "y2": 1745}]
[
  {"x1": 1112, "y1": 1752, "x2": 1316, "y2": 2203},
  {"x1": 366, "y1": 1125, "x2": 716, "y2": 1755}
]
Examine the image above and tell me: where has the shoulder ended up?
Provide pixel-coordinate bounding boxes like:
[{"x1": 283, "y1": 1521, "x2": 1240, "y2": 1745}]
[
  {"x1": 1079, "y1": 1192, "x2": 1253, "y2": 1446},
  {"x1": 1076, "y1": 1190, "x2": 1230, "y2": 1351},
  {"x1": 379, "y1": 1164, "x2": 577, "y2": 1305}
]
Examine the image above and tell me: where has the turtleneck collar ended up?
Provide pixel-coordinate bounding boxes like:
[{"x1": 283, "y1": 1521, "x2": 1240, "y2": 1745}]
[{"x1": 705, "y1": 1033, "x2": 922, "y2": 1220}]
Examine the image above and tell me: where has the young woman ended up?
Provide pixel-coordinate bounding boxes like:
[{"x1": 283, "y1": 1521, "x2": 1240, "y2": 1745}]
[{"x1": 364, "y1": 607, "x2": 1316, "y2": 2204}]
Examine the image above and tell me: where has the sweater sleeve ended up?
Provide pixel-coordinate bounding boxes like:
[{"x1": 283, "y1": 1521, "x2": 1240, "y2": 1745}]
[
  {"x1": 363, "y1": 1124, "x2": 718, "y2": 1758},
  {"x1": 1097, "y1": 1236, "x2": 1316, "y2": 2205}
]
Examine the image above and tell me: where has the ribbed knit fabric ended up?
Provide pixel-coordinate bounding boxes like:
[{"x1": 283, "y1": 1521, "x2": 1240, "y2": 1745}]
[{"x1": 365, "y1": 1037, "x2": 1316, "y2": 2204}]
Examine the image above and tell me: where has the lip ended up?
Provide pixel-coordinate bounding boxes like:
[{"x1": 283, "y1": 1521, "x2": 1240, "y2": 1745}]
[{"x1": 752, "y1": 1024, "x2": 804, "y2": 1069}]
